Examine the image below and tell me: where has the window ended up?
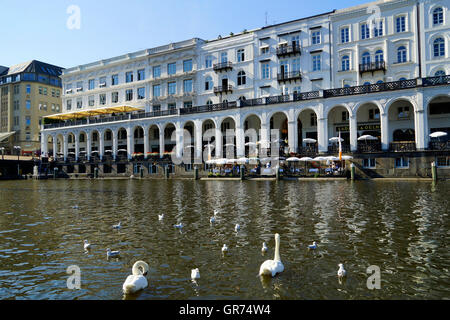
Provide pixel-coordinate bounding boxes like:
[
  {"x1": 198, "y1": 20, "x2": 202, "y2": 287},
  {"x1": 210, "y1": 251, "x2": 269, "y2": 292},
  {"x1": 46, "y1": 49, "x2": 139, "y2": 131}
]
[
  {"x1": 13, "y1": 85, "x2": 19, "y2": 95},
  {"x1": 292, "y1": 58, "x2": 300, "y2": 72},
  {"x1": 312, "y1": 30, "x2": 321, "y2": 44},
  {"x1": 77, "y1": 98, "x2": 82, "y2": 109},
  {"x1": 88, "y1": 95, "x2": 95, "y2": 107},
  {"x1": 66, "y1": 100, "x2": 72, "y2": 110},
  {"x1": 261, "y1": 47, "x2": 269, "y2": 55},
  {"x1": 56, "y1": 104, "x2": 60, "y2": 112},
  {"x1": 280, "y1": 60, "x2": 289, "y2": 74},
  {"x1": 168, "y1": 103, "x2": 176, "y2": 110},
  {"x1": 89, "y1": 79, "x2": 95, "y2": 90},
  {"x1": 168, "y1": 63, "x2": 176, "y2": 75},
  {"x1": 395, "y1": 157, "x2": 409, "y2": 168},
  {"x1": 369, "y1": 108, "x2": 380, "y2": 120},
  {"x1": 206, "y1": 100, "x2": 213, "y2": 106},
  {"x1": 112, "y1": 92, "x2": 119, "y2": 103},
  {"x1": 396, "y1": 16, "x2": 406, "y2": 33},
  {"x1": 25, "y1": 116, "x2": 31, "y2": 126},
  {"x1": 112, "y1": 74, "x2": 119, "y2": 86},
  {"x1": 433, "y1": 38, "x2": 445, "y2": 57},
  {"x1": 361, "y1": 23, "x2": 370, "y2": 40},
  {"x1": 397, "y1": 46, "x2": 407, "y2": 63},
  {"x1": 126, "y1": 71, "x2": 134, "y2": 83},
  {"x1": 310, "y1": 113, "x2": 317, "y2": 127},
  {"x1": 436, "y1": 156, "x2": 450, "y2": 167},
  {"x1": 137, "y1": 87, "x2": 145, "y2": 100},
  {"x1": 153, "y1": 105, "x2": 161, "y2": 112},
  {"x1": 375, "y1": 50, "x2": 384, "y2": 63},
  {"x1": 237, "y1": 71, "x2": 246, "y2": 86},
  {"x1": 312, "y1": 54, "x2": 321, "y2": 71},
  {"x1": 43, "y1": 87, "x2": 47, "y2": 95},
  {"x1": 184, "y1": 101, "x2": 192, "y2": 108},
  {"x1": 293, "y1": 86, "x2": 301, "y2": 94},
  {"x1": 221, "y1": 52, "x2": 228, "y2": 63},
  {"x1": 205, "y1": 56, "x2": 213, "y2": 68},
  {"x1": 342, "y1": 111, "x2": 349, "y2": 122},
  {"x1": 341, "y1": 27, "x2": 350, "y2": 43},
  {"x1": 433, "y1": 8, "x2": 444, "y2": 26},
  {"x1": 137, "y1": 69, "x2": 145, "y2": 81},
  {"x1": 56, "y1": 90, "x2": 60, "y2": 98},
  {"x1": 341, "y1": 55, "x2": 350, "y2": 71},
  {"x1": 183, "y1": 79, "x2": 193, "y2": 93},
  {"x1": 373, "y1": 20, "x2": 383, "y2": 37},
  {"x1": 153, "y1": 85, "x2": 161, "y2": 97},
  {"x1": 237, "y1": 49, "x2": 245, "y2": 62},
  {"x1": 183, "y1": 59, "x2": 193, "y2": 72},
  {"x1": 435, "y1": 70, "x2": 446, "y2": 77},
  {"x1": 262, "y1": 63, "x2": 270, "y2": 79},
  {"x1": 205, "y1": 76, "x2": 213, "y2": 91},
  {"x1": 26, "y1": 85, "x2": 31, "y2": 94},
  {"x1": 398, "y1": 106, "x2": 410, "y2": 119},
  {"x1": 362, "y1": 52, "x2": 371, "y2": 65},
  {"x1": 363, "y1": 158, "x2": 376, "y2": 168},
  {"x1": 99, "y1": 76, "x2": 106, "y2": 87},
  {"x1": 153, "y1": 65, "x2": 161, "y2": 78},
  {"x1": 51, "y1": 104, "x2": 55, "y2": 111},
  {"x1": 125, "y1": 89, "x2": 133, "y2": 101},
  {"x1": 168, "y1": 82, "x2": 176, "y2": 95},
  {"x1": 76, "y1": 81, "x2": 83, "y2": 91},
  {"x1": 26, "y1": 100, "x2": 31, "y2": 110}
]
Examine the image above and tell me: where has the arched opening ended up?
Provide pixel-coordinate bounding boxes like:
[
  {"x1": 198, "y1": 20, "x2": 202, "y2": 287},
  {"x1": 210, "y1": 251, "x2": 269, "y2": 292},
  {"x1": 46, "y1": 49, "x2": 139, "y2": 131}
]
[
  {"x1": 327, "y1": 106, "x2": 350, "y2": 153},
  {"x1": 297, "y1": 109, "x2": 318, "y2": 155},
  {"x1": 56, "y1": 134, "x2": 64, "y2": 160},
  {"x1": 220, "y1": 117, "x2": 236, "y2": 158},
  {"x1": 67, "y1": 133, "x2": 76, "y2": 161},
  {"x1": 356, "y1": 103, "x2": 382, "y2": 152},
  {"x1": 103, "y1": 129, "x2": 113, "y2": 159},
  {"x1": 243, "y1": 114, "x2": 261, "y2": 157},
  {"x1": 387, "y1": 99, "x2": 416, "y2": 151},
  {"x1": 428, "y1": 95, "x2": 450, "y2": 150},
  {"x1": 78, "y1": 132, "x2": 87, "y2": 160},
  {"x1": 183, "y1": 121, "x2": 195, "y2": 163},
  {"x1": 133, "y1": 126, "x2": 144, "y2": 155},
  {"x1": 269, "y1": 112, "x2": 288, "y2": 157},
  {"x1": 117, "y1": 128, "x2": 128, "y2": 160},
  {"x1": 163, "y1": 123, "x2": 176, "y2": 157},
  {"x1": 148, "y1": 125, "x2": 160, "y2": 158},
  {"x1": 202, "y1": 119, "x2": 216, "y2": 159}
]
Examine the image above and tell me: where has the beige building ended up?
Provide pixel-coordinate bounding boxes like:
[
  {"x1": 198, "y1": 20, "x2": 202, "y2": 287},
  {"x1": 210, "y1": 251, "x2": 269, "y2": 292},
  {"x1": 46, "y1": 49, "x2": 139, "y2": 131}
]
[{"x1": 0, "y1": 60, "x2": 63, "y2": 155}]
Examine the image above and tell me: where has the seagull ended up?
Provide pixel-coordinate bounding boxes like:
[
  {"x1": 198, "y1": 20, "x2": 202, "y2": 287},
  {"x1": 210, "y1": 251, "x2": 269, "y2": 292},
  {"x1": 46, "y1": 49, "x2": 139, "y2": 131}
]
[
  {"x1": 107, "y1": 248, "x2": 120, "y2": 258},
  {"x1": 338, "y1": 263, "x2": 347, "y2": 279},
  {"x1": 191, "y1": 268, "x2": 200, "y2": 280},
  {"x1": 308, "y1": 241, "x2": 318, "y2": 250},
  {"x1": 261, "y1": 242, "x2": 268, "y2": 253},
  {"x1": 174, "y1": 222, "x2": 184, "y2": 229},
  {"x1": 214, "y1": 210, "x2": 219, "y2": 216},
  {"x1": 72, "y1": 205, "x2": 79, "y2": 210},
  {"x1": 222, "y1": 244, "x2": 228, "y2": 253},
  {"x1": 83, "y1": 240, "x2": 91, "y2": 250},
  {"x1": 235, "y1": 224, "x2": 241, "y2": 232},
  {"x1": 158, "y1": 214, "x2": 164, "y2": 221},
  {"x1": 113, "y1": 222, "x2": 121, "y2": 230}
]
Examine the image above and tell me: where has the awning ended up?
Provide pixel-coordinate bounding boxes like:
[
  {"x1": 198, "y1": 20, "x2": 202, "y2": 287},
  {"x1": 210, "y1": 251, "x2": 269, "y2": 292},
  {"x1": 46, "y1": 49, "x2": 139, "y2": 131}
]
[
  {"x1": 0, "y1": 131, "x2": 15, "y2": 142},
  {"x1": 44, "y1": 106, "x2": 144, "y2": 120}
]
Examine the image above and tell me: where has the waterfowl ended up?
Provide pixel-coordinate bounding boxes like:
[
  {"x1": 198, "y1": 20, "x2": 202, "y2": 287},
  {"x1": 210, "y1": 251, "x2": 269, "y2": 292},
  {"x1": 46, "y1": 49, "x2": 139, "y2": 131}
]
[
  {"x1": 174, "y1": 223, "x2": 184, "y2": 229},
  {"x1": 259, "y1": 233, "x2": 284, "y2": 277},
  {"x1": 210, "y1": 216, "x2": 216, "y2": 224},
  {"x1": 122, "y1": 261, "x2": 149, "y2": 294},
  {"x1": 338, "y1": 263, "x2": 346, "y2": 279},
  {"x1": 107, "y1": 248, "x2": 120, "y2": 258},
  {"x1": 214, "y1": 210, "x2": 219, "y2": 216},
  {"x1": 308, "y1": 241, "x2": 318, "y2": 250},
  {"x1": 235, "y1": 224, "x2": 241, "y2": 232},
  {"x1": 191, "y1": 268, "x2": 200, "y2": 280},
  {"x1": 113, "y1": 222, "x2": 121, "y2": 229},
  {"x1": 261, "y1": 242, "x2": 268, "y2": 253},
  {"x1": 83, "y1": 240, "x2": 91, "y2": 250},
  {"x1": 222, "y1": 244, "x2": 228, "y2": 253},
  {"x1": 158, "y1": 214, "x2": 164, "y2": 221}
]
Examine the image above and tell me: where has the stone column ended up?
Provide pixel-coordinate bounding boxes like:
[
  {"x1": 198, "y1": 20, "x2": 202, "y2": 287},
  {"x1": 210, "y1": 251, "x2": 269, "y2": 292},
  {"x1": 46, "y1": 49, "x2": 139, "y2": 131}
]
[
  {"x1": 127, "y1": 128, "x2": 133, "y2": 160},
  {"x1": 288, "y1": 120, "x2": 297, "y2": 154},
  {"x1": 86, "y1": 132, "x2": 91, "y2": 161},
  {"x1": 74, "y1": 134, "x2": 79, "y2": 161},
  {"x1": 144, "y1": 130, "x2": 149, "y2": 159},
  {"x1": 99, "y1": 131, "x2": 104, "y2": 160},
  {"x1": 52, "y1": 137, "x2": 57, "y2": 158},
  {"x1": 63, "y1": 135, "x2": 68, "y2": 161},
  {"x1": 159, "y1": 130, "x2": 165, "y2": 159},
  {"x1": 215, "y1": 128, "x2": 223, "y2": 159},
  {"x1": 113, "y1": 131, "x2": 118, "y2": 160},
  {"x1": 176, "y1": 124, "x2": 183, "y2": 159},
  {"x1": 317, "y1": 117, "x2": 328, "y2": 153},
  {"x1": 349, "y1": 115, "x2": 358, "y2": 152},
  {"x1": 41, "y1": 133, "x2": 48, "y2": 157},
  {"x1": 380, "y1": 112, "x2": 389, "y2": 151},
  {"x1": 195, "y1": 120, "x2": 203, "y2": 163}
]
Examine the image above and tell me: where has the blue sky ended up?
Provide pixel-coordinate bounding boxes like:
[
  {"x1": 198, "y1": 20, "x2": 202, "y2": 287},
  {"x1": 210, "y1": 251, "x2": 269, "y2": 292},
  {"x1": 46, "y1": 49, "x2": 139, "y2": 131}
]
[{"x1": 0, "y1": 0, "x2": 367, "y2": 69}]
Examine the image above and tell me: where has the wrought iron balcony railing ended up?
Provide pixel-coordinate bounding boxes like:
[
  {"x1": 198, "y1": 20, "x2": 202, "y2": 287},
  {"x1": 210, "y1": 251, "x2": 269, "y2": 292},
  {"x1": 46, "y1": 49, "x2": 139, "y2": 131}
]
[
  {"x1": 359, "y1": 61, "x2": 386, "y2": 74},
  {"x1": 277, "y1": 71, "x2": 302, "y2": 82},
  {"x1": 276, "y1": 45, "x2": 301, "y2": 57},
  {"x1": 213, "y1": 62, "x2": 233, "y2": 72}
]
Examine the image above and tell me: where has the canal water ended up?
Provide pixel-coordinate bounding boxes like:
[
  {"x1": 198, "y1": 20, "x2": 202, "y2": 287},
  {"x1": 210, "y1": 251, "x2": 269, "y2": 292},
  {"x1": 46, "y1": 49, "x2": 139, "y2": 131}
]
[{"x1": 0, "y1": 179, "x2": 448, "y2": 300}]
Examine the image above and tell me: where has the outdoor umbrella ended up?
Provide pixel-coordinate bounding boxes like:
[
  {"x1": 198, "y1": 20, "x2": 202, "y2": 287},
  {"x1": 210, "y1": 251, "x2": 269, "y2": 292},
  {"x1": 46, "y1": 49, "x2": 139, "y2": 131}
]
[
  {"x1": 237, "y1": 157, "x2": 249, "y2": 165},
  {"x1": 245, "y1": 142, "x2": 257, "y2": 146},
  {"x1": 303, "y1": 138, "x2": 317, "y2": 144},
  {"x1": 357, "y1": 135, "x2": 378, "y2": 141},
  {"x1": 429, "y1": 131, "x2": 447, "y2": 139},
  {"x1": 287, "y1": 157, "x2": 301, "y2": 162},
  {"x1": 329, "y1": 137, "x2": 344, "y2": 143}
]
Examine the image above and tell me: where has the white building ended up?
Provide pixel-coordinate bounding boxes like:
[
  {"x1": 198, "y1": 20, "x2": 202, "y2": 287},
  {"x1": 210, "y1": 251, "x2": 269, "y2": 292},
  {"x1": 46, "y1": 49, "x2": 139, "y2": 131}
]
[{"x1": 41, "y1": 0, "x2": 449, "y2": 167}]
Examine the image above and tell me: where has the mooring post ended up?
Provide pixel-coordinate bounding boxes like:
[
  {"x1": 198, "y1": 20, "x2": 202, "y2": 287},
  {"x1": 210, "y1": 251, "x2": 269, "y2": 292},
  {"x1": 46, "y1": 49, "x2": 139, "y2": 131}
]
[
  {"x1": 94, "y1": 167, "x2": 99, "y2": 179},
  {"x1": 194, "y1": 166, "x2": 199, "y2": 180},
  {"x1": 431, "y1": 161, "x2": 437, "y2": 181},
  {"x1": 165, "y1": 166, "x2": 170, "y2": 179},
  {"x1": 140, "y1": 166, "x2": 144, "y2": 179},
  {"x1": 240, "y1": 165, "x2": 245, "y2": 180},
  {"x1": 351, "y1": 163, "x2": 356, "y2": 181},
  {"x1": 53, "y1": 167, "x2": 58, "y2": 179}
]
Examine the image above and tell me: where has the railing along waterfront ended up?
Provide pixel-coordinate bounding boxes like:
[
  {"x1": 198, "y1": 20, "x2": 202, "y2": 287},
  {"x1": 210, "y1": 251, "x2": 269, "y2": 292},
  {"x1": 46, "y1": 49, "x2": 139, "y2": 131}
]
[
  {"x1": 429, "y1": 141, "x2": 450, "y2": 151},
  {"x1": 389, "y1": 142, "x2": 417, "y2": 152},
  {"x1": 357, "y1": 142, "x2": 382, "y2": 153}
]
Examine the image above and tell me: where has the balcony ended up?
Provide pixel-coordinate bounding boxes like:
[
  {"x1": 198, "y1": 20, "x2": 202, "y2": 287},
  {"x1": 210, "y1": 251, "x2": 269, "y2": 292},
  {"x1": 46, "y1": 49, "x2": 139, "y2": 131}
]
[
  {"x1": 357, "y1": 141, "x2": 382, "y2": 153},
  {"x1": 214, "y1": 85, "x2": 233, "y2": 95},
  {"x1": 213, "y1": 62, "x2": 233, "y2": 72},
  {"x1": 359, "y1": 61, "x2": 386, "y2": 75},
  {"x1": 277, "y1": 71, "x2": 302, "y2": 83},
  {"x1": 327, "y1": 144, "x2": 351, "y2": 154},
  {"x1": 323, "y1": 79, "x2": 417, "y2": 98},
  {"x1": 429, "y1": 141, "x2": 450, "y2": 151},
  {"x1": 180, "y1": 101, "x2": 238, "y2": 115},
  {"x1": 389, "y1": 142, "x2": 417, "y2": 152},
  {"x1": 276, "y1": 45, "x2": 301, "y2": 58},
  {"x1": 422, "y1": 75, "x2": 450, "y2": 87},
  {"x1": 297, "y1": 146, "x2": 318, "y2": 157}
]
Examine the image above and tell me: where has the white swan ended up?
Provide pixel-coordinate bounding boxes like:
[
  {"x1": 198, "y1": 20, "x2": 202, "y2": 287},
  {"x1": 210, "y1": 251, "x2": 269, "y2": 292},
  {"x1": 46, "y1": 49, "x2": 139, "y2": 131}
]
[
  {"x1": 158, "y1": 214, "x2": 164, "y2": 221},
  {"x1": 83, "y1": 240, "x2": 91, "y2": 250},
  {"x1": 338, "y1": 263, "x2": 346, "y2": 279},
  {"x1": 113, "y1": 222, "x2": 121, "y2": 229},
  {"x1": 235, "y1": 224, "x2": 241, "y2": 232},
  {"x1": 222, "y1": 244, "x2": 228, "y2": 253},
  {"x1": 107, "y1": 248, "x2": 120, "y2": 258},
  {"x1": 191, "y1": 268, "x2": 200, "y2": 280},
  {"x1": 123, "y1": 261, "x2": 149, "y2": 294},
  {"x1": 308, "y1": 241, "x2": 317, "y2": 250},
  {"x1": 261, "y1": 242, "x2": 268, "y2": 253},
  {"x1": 259, "y1": 233, "x2": 284, "y2": 277}
]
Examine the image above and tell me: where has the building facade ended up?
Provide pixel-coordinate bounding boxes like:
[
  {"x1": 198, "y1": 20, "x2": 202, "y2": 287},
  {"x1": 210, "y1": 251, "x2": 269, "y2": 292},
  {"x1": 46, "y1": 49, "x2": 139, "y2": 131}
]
[
  {"x1": 40, "y1": 0, "x2": 450, "y2": 172},
  {"x1": 0, "y1": 60, "x2": 63, "y2": 155}
]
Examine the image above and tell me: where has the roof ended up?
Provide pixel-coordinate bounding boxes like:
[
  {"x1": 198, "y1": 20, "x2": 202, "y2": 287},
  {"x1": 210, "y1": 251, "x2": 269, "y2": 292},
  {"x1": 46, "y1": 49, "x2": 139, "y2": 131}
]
[
  {"x1": 0, "y1": 132, "x2": 16, "y2": 142},
  {"x1": 0, "y1": 60, "x2": 64, "y2": 77}
]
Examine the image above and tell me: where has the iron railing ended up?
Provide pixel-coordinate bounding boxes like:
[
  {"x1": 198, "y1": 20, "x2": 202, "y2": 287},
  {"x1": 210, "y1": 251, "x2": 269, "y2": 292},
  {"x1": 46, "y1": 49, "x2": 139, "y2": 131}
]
[
  {"x1": 359, "y1": 61, "x2": 386, "y2": 74},
  {"x1": 357, "y1": 142, "x2": 382, "y2": 153},
  {"x1": 213, "y1": 62, "x2": 233, "y2": 72},
  {"x1": 214, "y1": 85, "x2": 233, "y2": 94},
  {"x1": 389, "y1": 142, "x2": 417, "y2": 152},
  {"x1": 277, "y1": 71, "x2": 302, "y2": 82},
  {"x1": 276, "y1": 45, "x2": 301, "y2": 57}
]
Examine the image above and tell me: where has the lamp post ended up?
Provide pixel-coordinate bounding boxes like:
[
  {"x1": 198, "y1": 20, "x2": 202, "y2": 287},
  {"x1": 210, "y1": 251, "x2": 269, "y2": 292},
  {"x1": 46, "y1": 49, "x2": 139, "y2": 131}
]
[
  {"x1": 14, "y1": 146, "x2": 21, "y2": 176},
  {"x1": 0, "y1": 147, "x2": 4, "y2": 160}
]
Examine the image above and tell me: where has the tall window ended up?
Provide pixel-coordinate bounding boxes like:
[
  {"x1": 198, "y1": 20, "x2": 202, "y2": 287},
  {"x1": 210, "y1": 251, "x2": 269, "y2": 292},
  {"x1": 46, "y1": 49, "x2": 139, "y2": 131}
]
[
  {"x1": 434, "y1": 38, "x2": 445, "y2": 57},
  {"x1": 183, "y1": 59, "x2": 193, "y2": 72},
  {"x1": 362, "y1": 52, "x2": 371, "y2": 65},
  {"x1": 168, "y1": 82, "x2": 176, "y2": 95},
  {"x1": 280, "y1": 60, "x2": 289, "y2": 74},
  {"x1": 237, "y1": 49, "x2": 245, "y2": 62},
  {"x1": 206, "y1": 100, "x2": 213, "y2": 106},
  {"x1": 396, "y1": 16, "x2": 406, "y2": 33},
  {"x1": 433, "y1": 7, "x2": 444, "y2": 26},
  {"x1": 125, "y1": 89, "x2": 133, "y2": 101},
  {"x1": 262, "y1": 63, "x2": 270, "y2": 79},
  {"x1": 153, "y1": 85, "x2": 161, "y2": 97},
  {"x1": 77, "y1": 98, "x2": 83, "y2": 109},
  {"x1": 312, "y1": 30, "x2": 321, "y2": 44},
  {"x1": 66, "y1": 100, "x2": 72, "y2": 110},
  {"x1": 205, "y1": 76, "x2": 213, "y2": 91},
  {"x1": 153, "y1": 66, "x2": 161, "y2": 78},
  {"x1": 361, "y1": 23, "x2": 370, "y2": 40},
  {"x1": 435, "y1": 70, "x2": 446, "y2": 77},
  {"x1": 112, "y1": 74, "x2": 119, "y2": 86},
  {"x1": 205, "y1": 56, "x2": 213, "y2": 68},
  {"x1": 126, "y1": 71, "x2": 133, "y2": 83},
  {"x1": 112, "y1": 92, "x2": 119, "y2": 103},
  {"x1": 375, "y1": 50, "x2": 384, "y2": 63},
  {"x1": 137, "y1": 69, "x2": 145, "y2": 81},
  {"x1": 88, "y1": 95, "x2": 95, "y2": 106},
  {"x1": 89, "y1": 79, "x2": 95, "y2": 90},
  {"x1": 397, "y1": 46, "x2": 407, "y2": 63},
  {"x1": 137, "y1": 87, "x2": 145, "y2": 100},
  {"x1": 373, "y1": 20, "x2": 383, "y2": 37},
  {"x1": 99, "y1": 77, "x2": 106, "y2": 87},
  {"x1": 26, "y1": 85, "x2": 31, "y2": 94},
  {"x1": 292, "y1": 58, "x2": 300, "y2": 72},
  {"x1": 100, "y1": 93, "x2": 106, "y2": 105},
  {"x1": 26, "y1": 100, "x2": 31, "y2": 110},
  {"x1": 312, "y1": 54, "x2": 321, "y2": 71},
  {"x1": 237, "y1": 71, "x2": 246, "y2": 86},
  {"x1": 168, "y1": 63, "x2": 176, "y2": 75},
  {"x1": 183, "y1": 79, "x2": 193, "y2": 93},
  {"x1": 341, "y1": 55, "x2": 350, "y2": 71},
  {"x1": 221, "y1": 52, "x2": 228, "y2": 63},
  {"x1": 341, "y1": 27, "x2": 350, "y2": 43}
]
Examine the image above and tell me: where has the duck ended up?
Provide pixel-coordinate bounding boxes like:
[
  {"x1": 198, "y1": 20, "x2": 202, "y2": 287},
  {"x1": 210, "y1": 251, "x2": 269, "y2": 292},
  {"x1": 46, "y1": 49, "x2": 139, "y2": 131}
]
[
  {"x1": 122, "y1": 261, "x2": 149, "y2": 294},
  {"x1": 259, "y1": 233, "x2": 284, "y2": 277},
  {"x1": 158, "y1": 214, "x2": 164, "y2": 221},
  {"x1": 174, "y1": 222, "x2": 184, "y2": 229},
  {"x1": 261, "y1": 242, "x2": 268, "y2": 253},
  {"x1": 191, "y1": 268, "x2": 200, "y2": 280},
  {"x1": 308, "y1": 241, "x2": 318, "y2": 250},
  {"x1": 235, "y1": 224, "x2": 241, "y2": 232},
  {"x1": 222, "y1": 244, "x2": 228, "y2": 253},
  {"x1": 113, "y1": 222, "x2": 121, "y2": 229},
  {"x1": 338, "y1": 263, "x2": 347, "y2": 279},
  {"x1": 107, "y1": 248, "x2": 120, "y2": 258},
  {"x1": 83, "y1": 240, "x2": 91, "y2": 250}
]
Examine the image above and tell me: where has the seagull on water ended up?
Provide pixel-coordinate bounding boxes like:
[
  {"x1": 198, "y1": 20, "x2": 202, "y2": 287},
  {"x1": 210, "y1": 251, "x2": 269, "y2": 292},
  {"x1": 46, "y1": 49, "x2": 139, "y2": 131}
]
[
  {"x1": 338, "y1": 263, "x2": 347, "y2": 279},
  {"x1": 261, "y1": 242, "x2": 268, "y2": 253},
  {"x1": 83, "y1": 240, "x2": 91, "y2": 250},
  {"x1": 113, "y1": 222, "x2": 121, "y2": 230},
  {"x1": 174, "y1": 222, "x2": 184, "y2": 229},
  {"x1": 308, "y1": 241, "x2": 318, "y2": 250},
  {"x1": 235, "y1": 224, "x2": 241, "y2": 232},
  {"x1": 191, "y1": 268, "x2": 200, "y2": 280},
  {"x1": 222, "y1": 244, "x2": 228, "y2": 253},
  {"x1": 107, "y1": 248, "x2": 120, "y2": 258},
  {"x1": 158, "y1": 214, "x2": 164, "y2": 221},
  {"x1": 210, "y1": 216, "x2": 216, "y2": 224}
]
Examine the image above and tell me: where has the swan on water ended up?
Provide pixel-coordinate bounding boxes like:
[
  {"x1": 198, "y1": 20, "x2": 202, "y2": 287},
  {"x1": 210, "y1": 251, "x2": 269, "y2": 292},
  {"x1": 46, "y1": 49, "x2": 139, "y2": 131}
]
[
  {"x1": 107, "y1": 248, "x2": 120, "y2": 258},
  {"x1": 222, "y1": 244, "x2": 228, "y2": 253},
  {"x1": 83, "y1": 240, "x2": 91, "y2": 250},
  {"x1": 191, "y1": 268, "x2": 200, "y2": 280},
  {"x1": 158, "y1": 214, "x2": 164, "y2": 221},
  {"x1": 308, "y1": 241, "x2": 317, "y2": 250},
  {"x1": 338, "y1": 263, "x2": 346, "y2": 279},
  {"x1": 113, "y1": 222, "x2": 121, "y2": 229},
  {"x1": 122, "y1": 261, "x2": 149, "y2": 294},
  {"x1": 235, "y1": 224, "x2": 241, "y2": 232},
  {"x1": 261, "y1": 242, "x2": 268, "y2": 253},
  {"x1": 259, "y1": 233, "x2": 284, "y2": 277}
]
